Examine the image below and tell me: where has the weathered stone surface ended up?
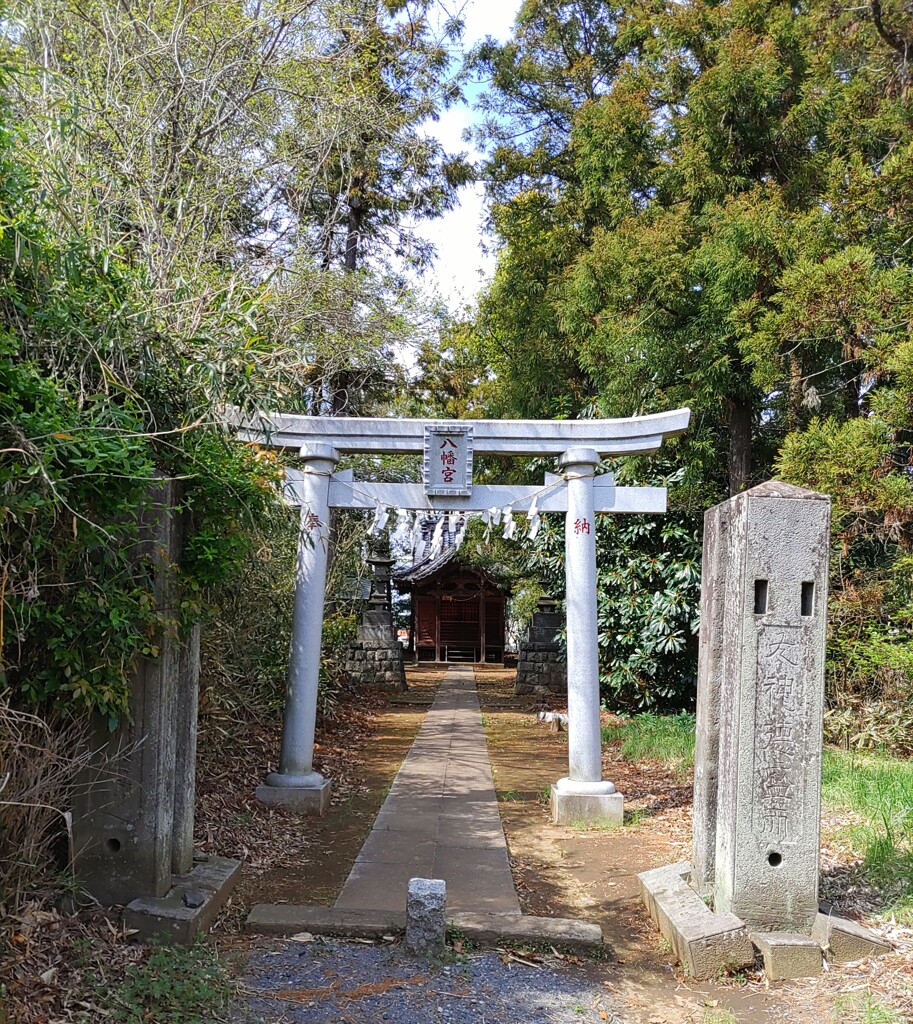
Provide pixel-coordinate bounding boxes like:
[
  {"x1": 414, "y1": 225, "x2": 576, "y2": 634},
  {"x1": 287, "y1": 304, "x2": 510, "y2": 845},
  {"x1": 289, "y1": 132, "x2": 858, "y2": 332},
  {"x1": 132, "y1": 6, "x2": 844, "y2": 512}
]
[
  {"x1": 516, "y1": 598, "x2": 567, "y2": 695},
  {"x1": 711, "y1": 482, "x2": 831, "y2": 932},
  {"x1": 750, "y1": 931, "x2": 822, "y2": 980},
  {"x1": 691, "y1": 500, "x2": 730, "y2": 897},
  {"x1": 449, "y1": 913, "x2": 603, "y2": 951},
  {"x1": 551, "y1": 788, "x2": 623, "y2": 827},
  {"x1": 246, "y1": 905, "x2": 407, "y2": 937},
  {"x1": 71, "y1": 480, "x2": 202, "y2": 906},
  {"x1": 811, "y1": 912, "x2": 891, "y2": 963},
  {"x1": 123, "y1": 855, "x2": 242, "y2": 944},
  {"x1": 172, "y1": 624, "x2": 201, "y2": 876},
  {"x1": 357, "y1": 608, "x2": 396, "y2": 643},
  {"x1": 245, "y1": 904, "x2": 604, "y2": 950},
  {"x1": 345, "y1": 638, "x2": 407, "y2": 692},
  {"x1": 637, "y1": 862, "x2": 693, "y2": 929},
  {"x1": 405, "y1": 878, "x2": 446, "y2": 955},
  {"x1": 638, "y1": 861, "x2": 755, "y2": 980},
  {"x1": 255, "y1": 778, "x2": 332, "y2": 815}
]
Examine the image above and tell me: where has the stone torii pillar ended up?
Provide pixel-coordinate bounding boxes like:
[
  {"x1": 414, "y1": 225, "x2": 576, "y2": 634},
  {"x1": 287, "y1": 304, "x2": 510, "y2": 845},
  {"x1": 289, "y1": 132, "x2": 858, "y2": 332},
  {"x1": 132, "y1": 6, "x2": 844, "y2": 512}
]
[
  {"x1": 228, "y1": 408, "x2": 691, "y2": 819},
  {"x1": 552, "y1": 447, "x2": 623, "y2": 824},
  {"x1": 255, "y1": 442, "x2": 338, "y2": 815}
]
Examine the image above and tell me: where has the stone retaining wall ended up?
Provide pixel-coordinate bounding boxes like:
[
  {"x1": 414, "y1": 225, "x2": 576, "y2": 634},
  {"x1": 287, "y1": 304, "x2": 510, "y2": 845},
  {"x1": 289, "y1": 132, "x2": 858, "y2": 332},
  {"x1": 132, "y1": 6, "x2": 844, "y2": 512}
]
[
  {"x1": 345, "y1": 641, "x2": 407, "y2": 692},
  {"x1": 515, "y1": 642, "x2": 567, "y2": 695}
]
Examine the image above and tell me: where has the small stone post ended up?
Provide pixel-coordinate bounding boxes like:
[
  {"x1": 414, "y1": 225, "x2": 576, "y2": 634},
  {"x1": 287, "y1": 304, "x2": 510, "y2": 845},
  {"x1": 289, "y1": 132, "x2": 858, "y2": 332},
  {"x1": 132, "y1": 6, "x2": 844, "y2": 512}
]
[
  {"x1": 406, "y1": 878, "x2": 447, "y2": 955},
  {"x1": 709, "y1": 481, "x2": 831, "y2": 931},
  {"x1": 256, "y1": 443, "x2": 337, "y2": 815},
  {"x1": 550, "y1": 447, "x2": 623, "y2": 826}
]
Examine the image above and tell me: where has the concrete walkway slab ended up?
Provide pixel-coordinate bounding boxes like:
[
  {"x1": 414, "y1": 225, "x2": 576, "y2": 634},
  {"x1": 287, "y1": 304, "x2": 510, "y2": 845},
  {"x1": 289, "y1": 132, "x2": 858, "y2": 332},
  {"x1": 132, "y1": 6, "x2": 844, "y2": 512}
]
[{"x1": 335, "y1": 665, "x2": 521, "y2": 915}]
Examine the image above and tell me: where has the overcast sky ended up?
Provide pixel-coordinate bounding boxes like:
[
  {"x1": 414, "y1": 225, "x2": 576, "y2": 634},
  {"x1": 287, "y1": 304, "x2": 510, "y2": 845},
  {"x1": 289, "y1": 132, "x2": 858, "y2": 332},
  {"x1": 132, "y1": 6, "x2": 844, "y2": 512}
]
[{"x1": 419, "y1": 0, "x2": 524, "y2": 313}]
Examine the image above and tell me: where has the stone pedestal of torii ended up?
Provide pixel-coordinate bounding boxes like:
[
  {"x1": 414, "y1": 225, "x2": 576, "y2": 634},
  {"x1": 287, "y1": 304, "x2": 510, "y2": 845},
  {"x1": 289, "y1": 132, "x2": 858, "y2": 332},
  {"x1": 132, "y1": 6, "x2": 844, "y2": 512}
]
[{"x1": 229, "y1": 408, "x2": 690, "y2": 822}]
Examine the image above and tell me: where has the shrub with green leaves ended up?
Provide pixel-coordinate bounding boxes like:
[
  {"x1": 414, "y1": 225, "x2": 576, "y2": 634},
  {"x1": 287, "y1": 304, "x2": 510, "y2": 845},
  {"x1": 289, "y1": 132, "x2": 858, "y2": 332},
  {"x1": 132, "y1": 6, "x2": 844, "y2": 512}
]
[
  {"x1": 531, "y1": 463, "x2": 701, "y2": 710},
  {"x1": 0, "y1": 78, "x2": 281, "y2": 722}
]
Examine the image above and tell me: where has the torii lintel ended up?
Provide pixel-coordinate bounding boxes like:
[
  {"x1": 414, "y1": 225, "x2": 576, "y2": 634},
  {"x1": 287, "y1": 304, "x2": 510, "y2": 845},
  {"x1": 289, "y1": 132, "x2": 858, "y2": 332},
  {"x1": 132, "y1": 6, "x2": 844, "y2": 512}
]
[{"x1": 228, "y1": 407, "x2": 691, "y2": 458}]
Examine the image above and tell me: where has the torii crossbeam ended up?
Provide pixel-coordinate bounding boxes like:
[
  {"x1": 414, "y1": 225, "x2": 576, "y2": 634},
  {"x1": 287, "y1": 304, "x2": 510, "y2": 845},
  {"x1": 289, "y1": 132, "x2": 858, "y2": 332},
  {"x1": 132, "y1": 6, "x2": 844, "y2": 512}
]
[{"x1": 229, "y1": 407, "x2": 691, "y2": 822}]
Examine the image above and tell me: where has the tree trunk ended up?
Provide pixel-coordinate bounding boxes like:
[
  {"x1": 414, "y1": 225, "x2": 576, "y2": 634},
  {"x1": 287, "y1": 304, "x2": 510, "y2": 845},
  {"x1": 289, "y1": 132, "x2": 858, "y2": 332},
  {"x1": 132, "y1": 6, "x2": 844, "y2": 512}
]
[
  {"x1": 787, "y1": 354, "x2": 804, "y2": 433},
  {"x1": 345, "y1": 192, "x2": 364, "y2": 273},
  {"x1": 843, "y1": 369, "x2": 862, "y2": 418},
  {"x1": 726, "y1": 396, "x2": 752, "y2": 496}
]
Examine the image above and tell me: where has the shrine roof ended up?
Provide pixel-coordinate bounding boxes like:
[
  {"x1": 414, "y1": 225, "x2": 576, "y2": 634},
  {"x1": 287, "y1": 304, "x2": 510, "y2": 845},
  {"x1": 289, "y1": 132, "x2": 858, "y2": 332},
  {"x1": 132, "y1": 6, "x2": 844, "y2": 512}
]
[{"x1": 394, "y1": 546, "x2": 458, "y2": 585}]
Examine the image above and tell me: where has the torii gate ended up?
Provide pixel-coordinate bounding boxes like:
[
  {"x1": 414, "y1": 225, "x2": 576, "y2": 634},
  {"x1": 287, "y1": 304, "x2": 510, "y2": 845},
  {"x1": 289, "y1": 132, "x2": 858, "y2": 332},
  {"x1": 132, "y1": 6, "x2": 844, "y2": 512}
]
[{"x1": 232, "y1": 408, "x2": 691, "y2": 823}]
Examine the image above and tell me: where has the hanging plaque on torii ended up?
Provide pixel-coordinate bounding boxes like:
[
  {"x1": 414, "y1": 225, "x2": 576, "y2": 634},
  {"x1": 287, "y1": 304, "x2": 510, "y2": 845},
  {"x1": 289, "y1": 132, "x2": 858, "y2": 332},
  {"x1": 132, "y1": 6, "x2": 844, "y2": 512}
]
[
  {"x1": 424, "y1": 423, "x2": 473, "y2": 497},
  {"x1": 227, "y1": 407, "x2": 691, "y2": 822}
]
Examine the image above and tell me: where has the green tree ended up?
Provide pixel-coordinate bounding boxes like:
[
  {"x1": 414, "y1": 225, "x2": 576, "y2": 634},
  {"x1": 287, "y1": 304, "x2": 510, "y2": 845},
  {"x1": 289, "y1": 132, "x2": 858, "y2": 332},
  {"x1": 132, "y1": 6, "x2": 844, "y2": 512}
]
[{"x1": 466, "y1": 0, "x2": 913, "y2": 717}]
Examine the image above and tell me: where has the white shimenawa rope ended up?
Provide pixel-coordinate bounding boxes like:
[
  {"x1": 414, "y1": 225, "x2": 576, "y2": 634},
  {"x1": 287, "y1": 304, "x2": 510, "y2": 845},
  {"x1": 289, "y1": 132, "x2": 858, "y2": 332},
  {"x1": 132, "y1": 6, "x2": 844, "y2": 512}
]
[{"x1": 322, "y1": 469, "x2": 597, "y2": 548}]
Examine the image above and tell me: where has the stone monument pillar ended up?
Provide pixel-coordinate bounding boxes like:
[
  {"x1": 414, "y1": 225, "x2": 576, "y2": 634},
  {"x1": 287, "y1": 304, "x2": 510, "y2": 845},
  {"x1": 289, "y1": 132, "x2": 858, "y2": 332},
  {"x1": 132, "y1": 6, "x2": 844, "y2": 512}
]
[
  {"x1": 344, "y1": 544, "x2": 407, "y2": 692},
  {"x1": 71, "y1": 479, "x2": 240, "y2": 941},
  {"x1": 550, "y1": 447, "x2": 623, "y2": 826},
  {"x1": 638, "y1": 481, "x2": 885, "y2": 979},
  {"x1": 256, "y1": 443, "x2": 338, "y2": 815},
  {"x1": 709, "y1": 481, "x2": 830, "y2": 931},
  {"x1": 515, "y1": 588, "x2": 567, "y2": 695}
]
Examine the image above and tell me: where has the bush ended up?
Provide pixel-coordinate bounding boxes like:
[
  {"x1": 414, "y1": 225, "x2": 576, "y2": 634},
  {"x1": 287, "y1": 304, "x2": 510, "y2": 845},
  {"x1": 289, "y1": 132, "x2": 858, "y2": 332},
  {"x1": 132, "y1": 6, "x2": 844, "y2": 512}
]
[{"x1": 0, "y1": 696, "x2": 89, "y2": 910}]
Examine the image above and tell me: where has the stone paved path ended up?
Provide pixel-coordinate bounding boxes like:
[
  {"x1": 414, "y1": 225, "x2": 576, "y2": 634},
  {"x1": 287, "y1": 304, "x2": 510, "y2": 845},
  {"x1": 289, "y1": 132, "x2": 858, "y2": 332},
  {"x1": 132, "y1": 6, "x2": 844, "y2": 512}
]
[{"x1": 335, "y1": 665, "x2": 521, "y2": 915}]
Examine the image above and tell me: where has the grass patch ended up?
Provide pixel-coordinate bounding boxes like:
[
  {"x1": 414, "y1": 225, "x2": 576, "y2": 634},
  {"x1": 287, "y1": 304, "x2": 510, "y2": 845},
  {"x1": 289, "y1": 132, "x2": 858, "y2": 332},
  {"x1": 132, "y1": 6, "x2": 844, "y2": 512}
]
[
  {"x1": 80, "y1": 938, "x2": 235, "y2": 1024},
  {"x1": 702, "y1": 1009, "x2": 738, "y2": 1024},
  {"x1": 822, "y1": 748, "x2": 913, "y2": 907},
  {"x1": 600, "y1": 713, "x2": 913, "y2": 910},
  {"x1": 601, "y1": 712, "x2": 696, "y2": 774},
  {"x1": 833, "y1": 990, "x2": 905, "y2": 1024}
]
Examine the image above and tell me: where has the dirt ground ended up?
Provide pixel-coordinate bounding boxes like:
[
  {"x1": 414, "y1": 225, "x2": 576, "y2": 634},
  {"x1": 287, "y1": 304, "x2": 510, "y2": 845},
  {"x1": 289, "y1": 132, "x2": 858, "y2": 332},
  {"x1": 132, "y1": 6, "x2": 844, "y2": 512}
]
[
  {"x1": 196, "y1": 671, "x2": 442, "y2": 934},
  {"x1": 475, "y1": 667, "x2": 779, "y2": 1024},
  {"x1": 198, "y1": 665, "x2": 911, "y2": 1024},
  {"x1": 474, "y1": 666, "x2": 912, "y2": 1024}
]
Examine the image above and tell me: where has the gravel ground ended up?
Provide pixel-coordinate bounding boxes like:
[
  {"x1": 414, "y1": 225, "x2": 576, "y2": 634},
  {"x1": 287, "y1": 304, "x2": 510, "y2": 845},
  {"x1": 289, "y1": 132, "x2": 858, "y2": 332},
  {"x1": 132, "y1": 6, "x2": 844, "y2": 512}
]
[{"x1": 242, "y1": 938, "x2": 627, "y2": 1023}]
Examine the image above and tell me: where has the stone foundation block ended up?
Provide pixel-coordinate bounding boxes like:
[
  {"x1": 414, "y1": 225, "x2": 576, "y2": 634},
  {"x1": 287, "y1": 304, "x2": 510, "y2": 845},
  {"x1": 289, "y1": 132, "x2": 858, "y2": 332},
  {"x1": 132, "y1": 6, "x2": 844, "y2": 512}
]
[
  {"x1": 637, "y1": 861, "x2": 755, "y2": 980},
  {"x1": 345, "y1": 640, "x2": 406, "y2": 692},
  {"x1": 244, "y1": 905, "x2": 606, "y2": 951},
  {"x1": 637, "y1": 862, "x2": 693, "y2": 929},
  {"x1": 551, "y1": 789, "x2": 623, "y2": 827},
  {"x1": 255, "y1": 778, "x2": 332, "y2": 816},
  {"x1": 811, "y1": 912, "x2": 891, "y2": 963},
  {"x1": 406, "y1": 878, "x2": 446, "y2": 956},
  {"x1": 750, "y1": 931, "x2": 822, "y2": 980},
  {"x1": 123, "y1": 855, "x2": 242, "y2": 944},
  {"x1": 449, "y1": 913, "x2": 603, "y2": 951},
  {"x1": 246, "y1": 905, "x2": 406, "y2": 937}
]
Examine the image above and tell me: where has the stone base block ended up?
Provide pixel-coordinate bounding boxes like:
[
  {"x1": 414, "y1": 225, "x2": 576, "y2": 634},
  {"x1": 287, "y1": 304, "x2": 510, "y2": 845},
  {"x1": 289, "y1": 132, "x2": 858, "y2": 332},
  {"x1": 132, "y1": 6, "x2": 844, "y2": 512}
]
[
  {"x1": 244, "y1": 904, "x2": 604, "y2": 951},
  {"x1": 812, "y1": 911, "x2": 891, "y2": 963},
  {"x1": 551, "y1": 788, "x2": 623, "y2": 827},
  {"x1": 638, "y1": 862, "x2": 692, "y2": 929},
  {"x1": 345, "y1": 640, "x2": 407, "y2": 692},
  {"x1": 637, "y1": 862, "x2": 755, "y2": 980},
  {"x1": 255, "y1": 778, "x2": 332, "y2": 816},
  {"x1": 750, "y1": 931, "x2": 822, "y2": 980},
  {"x1": 123, "y1": 856, "x2": 241, "y2": 944}
]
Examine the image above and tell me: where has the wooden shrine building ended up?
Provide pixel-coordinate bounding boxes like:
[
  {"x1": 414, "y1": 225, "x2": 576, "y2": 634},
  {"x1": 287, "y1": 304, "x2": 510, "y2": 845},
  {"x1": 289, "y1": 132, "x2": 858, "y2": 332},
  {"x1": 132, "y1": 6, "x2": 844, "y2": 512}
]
[{"x1": 395, "y1": 538, "x2": 508, "y2": 664}]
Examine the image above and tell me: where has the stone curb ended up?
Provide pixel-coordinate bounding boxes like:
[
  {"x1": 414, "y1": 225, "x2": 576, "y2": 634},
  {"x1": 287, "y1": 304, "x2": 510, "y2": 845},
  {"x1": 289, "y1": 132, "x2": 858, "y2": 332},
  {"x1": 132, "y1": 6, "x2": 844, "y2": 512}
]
[{"x1": 245, "y1": 904, "x2": 604, "y2": 950}]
